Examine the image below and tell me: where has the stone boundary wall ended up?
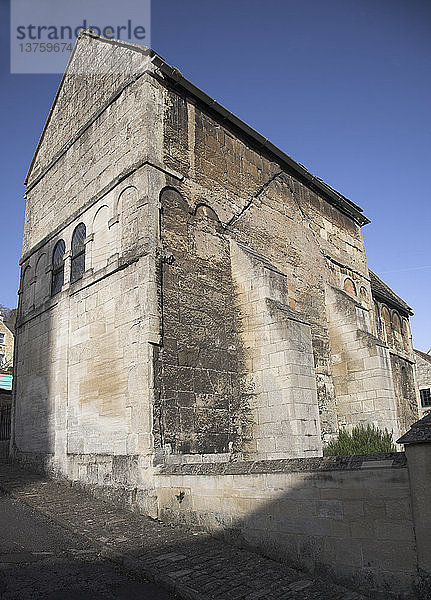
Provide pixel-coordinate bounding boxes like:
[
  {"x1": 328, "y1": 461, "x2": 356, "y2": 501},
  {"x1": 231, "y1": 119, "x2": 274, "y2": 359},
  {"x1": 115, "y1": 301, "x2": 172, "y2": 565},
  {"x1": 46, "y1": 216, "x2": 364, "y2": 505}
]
[
  {"x1": 10, "y1": 449, "x2": 423, "y2": 598},
  {"x1": 155, "y1": 453, "x2": 417, "y2": 599}
]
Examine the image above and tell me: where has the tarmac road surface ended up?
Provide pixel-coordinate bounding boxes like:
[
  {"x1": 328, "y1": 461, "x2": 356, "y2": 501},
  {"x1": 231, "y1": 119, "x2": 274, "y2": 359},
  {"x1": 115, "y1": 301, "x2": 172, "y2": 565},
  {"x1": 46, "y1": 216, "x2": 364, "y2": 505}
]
[
  {"x1": 0, "y1": 459, "x2": 368, "y2": 600},
  {"x1": 0, "y1": 488, "x2": 175, "y2": 600}
]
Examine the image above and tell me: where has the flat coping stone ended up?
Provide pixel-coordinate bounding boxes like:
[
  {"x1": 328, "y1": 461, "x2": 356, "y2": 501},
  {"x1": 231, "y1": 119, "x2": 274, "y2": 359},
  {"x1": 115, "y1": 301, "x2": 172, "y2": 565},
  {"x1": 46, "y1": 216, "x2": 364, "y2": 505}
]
[{"x1": 155, "y1": 453, "x2": 406, "y2": 476}]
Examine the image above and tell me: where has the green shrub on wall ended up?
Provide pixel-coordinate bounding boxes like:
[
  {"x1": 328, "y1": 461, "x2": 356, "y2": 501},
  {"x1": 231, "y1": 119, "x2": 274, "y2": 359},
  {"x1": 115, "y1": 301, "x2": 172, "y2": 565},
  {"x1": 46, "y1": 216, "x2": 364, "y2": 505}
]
[{"x1": 323, "y1": 424, "x2": 395, "y2": 456}]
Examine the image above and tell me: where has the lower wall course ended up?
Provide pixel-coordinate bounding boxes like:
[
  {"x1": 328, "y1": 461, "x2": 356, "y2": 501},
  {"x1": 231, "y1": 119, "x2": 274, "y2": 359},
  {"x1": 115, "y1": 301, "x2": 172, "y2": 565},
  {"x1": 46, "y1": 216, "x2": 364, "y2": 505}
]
[
  {"x1": 9, "y1": 447, "x2": 421, "y2": 599},
  {"x1": 155, "y1": 454, "x2": 417, "y2": 599}
]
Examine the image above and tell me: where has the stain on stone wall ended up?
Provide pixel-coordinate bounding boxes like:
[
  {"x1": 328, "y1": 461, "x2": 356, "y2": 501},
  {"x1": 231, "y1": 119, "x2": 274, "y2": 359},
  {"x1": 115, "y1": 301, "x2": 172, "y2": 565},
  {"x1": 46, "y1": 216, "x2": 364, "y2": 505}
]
[
  {"x1": 155, "y1": 188, "x2": 252, "y2": 455},
  {"x1": 163, "y1": 91, "x2": 189, "y2": 175},
  {"x1": 390, "y1": 355, "x2": 419, "y2": 433}
]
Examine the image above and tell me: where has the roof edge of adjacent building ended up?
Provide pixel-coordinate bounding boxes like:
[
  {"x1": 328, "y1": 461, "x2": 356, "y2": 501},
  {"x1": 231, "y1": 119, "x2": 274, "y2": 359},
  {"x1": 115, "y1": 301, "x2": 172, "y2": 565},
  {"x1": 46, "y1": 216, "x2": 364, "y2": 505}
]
[
  {"x1": 414, "y1": 348, "x2": 431, "y2": 364},
  {"x1": 369, "y1": 270, "x2": 413, "y2": 316},
  {"x1": 397, "y1": 412, "x2": 431, "y2": 445},
  {"x1": 0, "y1": 316, "x2": 14, "y2": 336}
]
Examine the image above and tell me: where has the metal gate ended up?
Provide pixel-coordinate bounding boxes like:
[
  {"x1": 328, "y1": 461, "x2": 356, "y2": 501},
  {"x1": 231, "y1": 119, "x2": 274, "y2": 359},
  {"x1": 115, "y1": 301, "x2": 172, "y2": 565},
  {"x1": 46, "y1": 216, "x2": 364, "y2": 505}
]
[{"x1": 0, "y1": 405, "x2": 11, "y2": 440}]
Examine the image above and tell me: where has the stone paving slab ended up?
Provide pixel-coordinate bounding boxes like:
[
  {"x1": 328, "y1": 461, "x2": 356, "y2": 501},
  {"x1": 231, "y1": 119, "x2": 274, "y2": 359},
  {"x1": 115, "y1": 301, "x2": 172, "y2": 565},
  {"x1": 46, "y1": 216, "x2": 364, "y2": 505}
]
[{"x1": 0, "y1": 459, "x2": 369, "y2": 600}]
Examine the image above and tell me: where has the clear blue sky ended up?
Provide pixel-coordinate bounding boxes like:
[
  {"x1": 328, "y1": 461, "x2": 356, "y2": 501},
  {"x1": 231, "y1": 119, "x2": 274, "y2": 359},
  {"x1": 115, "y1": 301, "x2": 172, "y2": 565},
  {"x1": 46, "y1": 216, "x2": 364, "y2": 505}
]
[{"x1": 1, "y1": 0, "x2": 430, "y2": 350}]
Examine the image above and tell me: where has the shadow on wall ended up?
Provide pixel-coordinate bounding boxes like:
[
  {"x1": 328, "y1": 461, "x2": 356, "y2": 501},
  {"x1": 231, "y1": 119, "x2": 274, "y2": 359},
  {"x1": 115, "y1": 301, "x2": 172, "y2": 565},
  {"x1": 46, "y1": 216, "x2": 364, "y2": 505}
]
[
  {"x1": 154, "y1": 453, "x2": 424, "y2": 600},
  {"x1": 5, "y1": 452, "x2": 425, "y2": 600},
  {"x1": 0, "y1": 459, "x2": 385, "y2": 600},
  {"x1": 12, "y1": 180, "x2": 147, "y2": 471}
]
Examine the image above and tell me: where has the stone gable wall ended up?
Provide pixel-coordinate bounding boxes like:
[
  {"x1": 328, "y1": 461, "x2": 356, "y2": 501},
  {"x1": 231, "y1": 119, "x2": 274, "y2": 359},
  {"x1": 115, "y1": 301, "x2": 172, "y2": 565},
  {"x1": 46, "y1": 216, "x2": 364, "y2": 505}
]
[
  {"x1": 14, "y1": 34, "x2": 419, "y2": 485},
  {"x1": 415, "y1": 351, "x2": 431, "y2": 417},
  {"x1": 28, "y1": 34, "x2": 149, "y2": 185}
]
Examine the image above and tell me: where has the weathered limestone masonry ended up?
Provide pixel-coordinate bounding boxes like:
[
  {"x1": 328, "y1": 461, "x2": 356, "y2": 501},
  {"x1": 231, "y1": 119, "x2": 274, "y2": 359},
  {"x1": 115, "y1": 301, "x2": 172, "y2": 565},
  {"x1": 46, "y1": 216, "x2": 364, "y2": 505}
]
[
  {"x1": 156, "y1": 453, "x2": 417, "y2": 598},
  {"x1": 12, "y1": 32, "x2": 424, "y2": 596},
  {"x1": 414, "y1": 349, "x2": 431, "y2": 417},
  {"x1": 326, "y1": 269, "x2": 420, "y2": 440},
  {"x1": 0, "y1": 316, "x2": 14, "y2": 367},
  {"x1": 369, "y1": 271, "x2": 420, "y2": 431}
]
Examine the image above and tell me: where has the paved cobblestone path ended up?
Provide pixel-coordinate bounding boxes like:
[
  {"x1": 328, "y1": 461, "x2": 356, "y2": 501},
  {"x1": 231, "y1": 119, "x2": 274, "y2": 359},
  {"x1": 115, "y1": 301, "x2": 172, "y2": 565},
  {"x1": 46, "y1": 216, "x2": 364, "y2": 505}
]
[{"x1": 0, "y1": 459, "x2": 369, "y2": 600}]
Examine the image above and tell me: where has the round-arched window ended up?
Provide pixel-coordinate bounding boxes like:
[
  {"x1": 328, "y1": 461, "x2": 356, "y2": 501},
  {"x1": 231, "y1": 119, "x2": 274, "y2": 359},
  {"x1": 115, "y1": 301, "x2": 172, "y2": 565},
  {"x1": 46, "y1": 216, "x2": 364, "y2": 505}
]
[
  {"x1": 392, "y1": 311, "x2": 401, "y2": 334},
  {"x1": 71, "y1": 223, "x2": 86, "y2": 283},
  {"x1": 343, "y1": 277, "x2": 356, "y2": 298},
  {"x1": 359, "y1": 286, "x2": 369, "y2": 305},
  {"x1": 402, "y1": 318, "x2": 411, "y2": 351},
  {"x1": 381, "y1": 306, "x2": 391, "y2": 344},
  {"x1": 51, "y1": 240, "x2": 66, "y2": 296}
]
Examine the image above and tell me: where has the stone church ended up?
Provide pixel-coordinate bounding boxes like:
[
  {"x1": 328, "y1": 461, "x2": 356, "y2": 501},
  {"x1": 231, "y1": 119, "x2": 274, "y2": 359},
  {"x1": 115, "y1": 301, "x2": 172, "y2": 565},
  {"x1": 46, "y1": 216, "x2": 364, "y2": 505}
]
[{"x1": 13, "y1": 31, "x2": 420, "y2": 490}]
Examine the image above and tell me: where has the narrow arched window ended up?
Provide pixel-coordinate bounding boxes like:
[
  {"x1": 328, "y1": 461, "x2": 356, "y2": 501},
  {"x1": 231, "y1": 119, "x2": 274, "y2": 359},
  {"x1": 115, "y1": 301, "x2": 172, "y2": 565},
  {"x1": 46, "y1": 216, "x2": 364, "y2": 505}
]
[
  {"x1": 381, "y1": 306, "x2": 391, "y2": 344},
  {"x1": 402, "y1": 318, "x2": 411, "y2": 351},
  {"x1": 71, "y1": 223, "x2": 86, "y2": 283},
  {"x1": 359, "y1": 286, "x2": 369, "y2": 306},
  {"x1": 21, "y1": 265, "x2": 34, "y2": 314},
  {"x1": 374, "y1": 301, "x2": 382, "y2": 337},
  {"x1": 392, "y1": 311, "x2": 401, "y2": 334},
  {"x1": 343, "y1": 277, "x2": 356, "y2": 298},
  {"x1": 51, "y1": 240, "x2": 65, "y2": 296}
]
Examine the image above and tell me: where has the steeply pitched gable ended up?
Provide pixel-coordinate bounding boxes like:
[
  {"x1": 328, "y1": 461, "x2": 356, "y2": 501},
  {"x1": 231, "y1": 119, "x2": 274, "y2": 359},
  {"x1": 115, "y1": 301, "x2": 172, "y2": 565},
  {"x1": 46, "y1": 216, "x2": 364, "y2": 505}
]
[
  {"x1": 25, "y1": 31, "x2": 369, "y2": 227},
  {"x1": 26, "y1": 32, "x2": 150, "y2": 187}
]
